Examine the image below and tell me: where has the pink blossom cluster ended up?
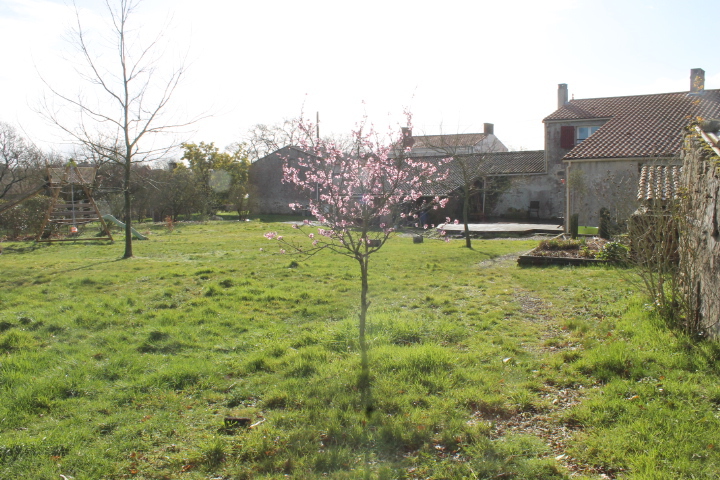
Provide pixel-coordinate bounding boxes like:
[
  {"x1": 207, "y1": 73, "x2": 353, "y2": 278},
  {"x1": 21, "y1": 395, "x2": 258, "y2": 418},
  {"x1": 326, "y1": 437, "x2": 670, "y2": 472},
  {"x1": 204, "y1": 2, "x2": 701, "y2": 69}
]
[{"x1": 265, "y1": 111, "x2": 453, "y2": 254}]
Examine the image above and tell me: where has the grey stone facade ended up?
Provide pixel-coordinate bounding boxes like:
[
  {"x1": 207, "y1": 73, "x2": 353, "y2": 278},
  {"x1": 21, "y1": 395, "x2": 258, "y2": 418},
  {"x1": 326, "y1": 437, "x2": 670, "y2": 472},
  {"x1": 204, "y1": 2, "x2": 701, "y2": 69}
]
[{"x1": 248, "y1": 146, "x2": 315, "y2": 215}]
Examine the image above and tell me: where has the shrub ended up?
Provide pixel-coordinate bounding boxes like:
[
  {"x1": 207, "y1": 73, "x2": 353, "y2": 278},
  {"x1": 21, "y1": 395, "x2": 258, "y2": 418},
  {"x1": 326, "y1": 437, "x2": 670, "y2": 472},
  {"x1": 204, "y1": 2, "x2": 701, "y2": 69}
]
[
  {"x1": 0, "y1": 196, "x2": 50, "y2": 238},
  {"x1": 597, "y1": 241, "x2": 628, "y2": 263}
]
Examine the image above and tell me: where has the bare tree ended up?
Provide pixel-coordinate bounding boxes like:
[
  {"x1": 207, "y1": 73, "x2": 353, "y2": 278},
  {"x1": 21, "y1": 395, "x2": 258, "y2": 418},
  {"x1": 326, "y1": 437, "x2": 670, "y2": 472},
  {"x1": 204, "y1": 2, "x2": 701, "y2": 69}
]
[
  {"x1": 0, "y1": 122, "x2": 47, "y2": 201},
  {"x1": 244, "y1": 118, "x2": 355, "y2": 162},
  {"x1": 245, "y1": 119, "x2": 302, "y2": 162},
  {"x1": 38, "y1": 0, "x2": 196, "y2": 258},
  {"x1": 407, "y1": 127, "x2": 507, "y2": 248}
]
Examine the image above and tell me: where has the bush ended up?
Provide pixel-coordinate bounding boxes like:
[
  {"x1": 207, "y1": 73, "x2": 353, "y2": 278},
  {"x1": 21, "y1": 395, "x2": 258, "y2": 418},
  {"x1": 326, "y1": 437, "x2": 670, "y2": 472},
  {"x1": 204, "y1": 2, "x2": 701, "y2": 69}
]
[
  {"x1": 0, "y1": 196, "x2": 50, "y2": 238},
  {"x1": 597, "y1": 241, "x2": 628, "y2": 262}
]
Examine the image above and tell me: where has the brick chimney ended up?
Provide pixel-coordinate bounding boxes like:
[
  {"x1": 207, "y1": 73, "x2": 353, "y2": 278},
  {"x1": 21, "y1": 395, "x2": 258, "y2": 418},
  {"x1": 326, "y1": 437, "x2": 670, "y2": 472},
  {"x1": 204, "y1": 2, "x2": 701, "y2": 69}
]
[
  {"x1": 483, "y1": 123, "x2": 494, "y2": 135},
  {"x1": 558, "y1": 83, "x2": 569, "y2": 109},
  {"x1": 690, "y1": 68, "x2": 705, "y2": 94},
  {"x1": 401, "y1": 127, "x2": 414, "y2": 149}
]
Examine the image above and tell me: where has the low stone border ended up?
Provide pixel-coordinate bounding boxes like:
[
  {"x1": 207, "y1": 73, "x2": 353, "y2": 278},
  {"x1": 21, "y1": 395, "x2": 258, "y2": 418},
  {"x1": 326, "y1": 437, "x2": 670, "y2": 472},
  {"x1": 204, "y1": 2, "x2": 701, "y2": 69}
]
[{"x1": 517, "y1": 249, "x2": 608, "y2": 267}]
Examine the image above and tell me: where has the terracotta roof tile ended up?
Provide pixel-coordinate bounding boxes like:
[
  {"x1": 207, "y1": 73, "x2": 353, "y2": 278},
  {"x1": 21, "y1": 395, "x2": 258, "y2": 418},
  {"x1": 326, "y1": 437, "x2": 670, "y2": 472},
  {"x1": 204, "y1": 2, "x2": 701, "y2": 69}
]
[
  {"x1": 412, "y1": 133, "x2": 489, "y2": 149},
  {"x1": 637, "y1": 165, "x2": 682, "y2": 201},
  {"x1": 544, "y1": 90, "x2": 720, "y2": 159}
]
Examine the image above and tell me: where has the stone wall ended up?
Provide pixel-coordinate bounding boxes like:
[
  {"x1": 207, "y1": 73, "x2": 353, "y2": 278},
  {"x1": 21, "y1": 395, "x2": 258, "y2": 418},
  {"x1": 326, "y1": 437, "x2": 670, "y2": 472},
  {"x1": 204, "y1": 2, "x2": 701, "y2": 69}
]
[
  {"x1": 248, "y1": 146, "x2": 314, "y2": 215},
  {"x1": 490, "y1": 173, "x2": 565, "y2": 220},
  {"x1": 681, "y1": 135, "x2": 720, "y2": 335}
]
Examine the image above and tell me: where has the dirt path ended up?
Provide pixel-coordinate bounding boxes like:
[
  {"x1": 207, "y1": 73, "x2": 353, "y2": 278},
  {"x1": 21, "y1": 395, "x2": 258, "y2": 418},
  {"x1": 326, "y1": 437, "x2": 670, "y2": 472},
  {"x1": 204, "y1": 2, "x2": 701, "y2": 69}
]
[{"x1": 476, "y1": 254, "x2": 611, "y2": 478}]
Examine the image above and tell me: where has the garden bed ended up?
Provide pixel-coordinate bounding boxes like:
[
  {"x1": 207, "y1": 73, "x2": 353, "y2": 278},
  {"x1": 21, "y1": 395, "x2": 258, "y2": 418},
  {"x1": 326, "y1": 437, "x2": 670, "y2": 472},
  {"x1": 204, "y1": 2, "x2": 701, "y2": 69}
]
[{"x1": 518, "y1": 235, "x2": 610, "y2": 266}]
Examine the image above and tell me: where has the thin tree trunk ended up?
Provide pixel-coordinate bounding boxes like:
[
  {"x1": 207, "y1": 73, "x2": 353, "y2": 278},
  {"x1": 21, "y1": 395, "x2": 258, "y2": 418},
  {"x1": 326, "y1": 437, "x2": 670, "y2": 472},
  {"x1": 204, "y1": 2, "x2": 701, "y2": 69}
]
[
  {"x1": 357, "y1": 254, "x2": 372, "y2": 417},
  {"x1": 123, "y1": 158, "x2": 133, "y2": 258},
  {"x1": 463, "y1": 188, "x2": 472, "y2": 248}
]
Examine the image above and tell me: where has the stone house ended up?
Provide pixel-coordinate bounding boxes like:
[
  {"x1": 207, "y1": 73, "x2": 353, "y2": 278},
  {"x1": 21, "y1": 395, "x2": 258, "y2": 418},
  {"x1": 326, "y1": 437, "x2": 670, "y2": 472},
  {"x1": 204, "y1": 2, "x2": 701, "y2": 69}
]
[
  {"x1": 406, "y1": 149, "x2": 548, "y2": 222},
  {"x1": 250, "y1": 128, "x2": 549, "y2": 219},
  {"x1": 405, "y1": 123, "x2": 508, "y2": 156},
  {"x1": 544, "y1": 68, "x2": 720, "y2": 228},
  {"x1": 249, "y1": 69, "x2": 720, "y2": 224},
  {"x1": 248, "y1": 146, "x2": 318, "y2": 215},
  {"x1": 398, "y1": 125, "x2": 558, "y2": 220}
]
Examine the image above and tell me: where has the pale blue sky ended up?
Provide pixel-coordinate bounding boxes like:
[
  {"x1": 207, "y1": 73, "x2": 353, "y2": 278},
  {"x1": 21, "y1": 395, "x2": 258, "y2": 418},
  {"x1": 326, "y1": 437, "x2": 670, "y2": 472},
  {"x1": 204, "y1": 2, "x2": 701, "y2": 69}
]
[{"x1": 1, "y1": 0, "x2": 717, "y2": 155}]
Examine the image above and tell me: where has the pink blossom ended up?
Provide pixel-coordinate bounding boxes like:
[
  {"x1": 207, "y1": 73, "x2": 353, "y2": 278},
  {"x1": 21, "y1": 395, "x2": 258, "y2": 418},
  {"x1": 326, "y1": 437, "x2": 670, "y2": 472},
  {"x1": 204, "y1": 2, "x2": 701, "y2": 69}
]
[
  {"x1": 440, "y1": 230, "x2": 446, "y2": 236},
  {"x1": 445, "y1": 217, "x2": 451, "y2": 224},
  {"x1": 423, "y1": 224, "x2": 428, "y2": 229},
  {"x1": 277, "y1": 236, "x2": 283, "y2": 240},
  {"x1": 308, "y1": 233, "x2": 314, "y2": 239},
  {"x1": 453, "y1": 219, "x2": 459, "y2": 225},
  {"x1": 279, "y1": 249, "x2": 286, "y2": 254},
  {"x1": 264, "y1": 232, "x2": 278, "y2": 240},
  {"x1": 292, "y1": 224, "x2": 299, "y2": 229}
]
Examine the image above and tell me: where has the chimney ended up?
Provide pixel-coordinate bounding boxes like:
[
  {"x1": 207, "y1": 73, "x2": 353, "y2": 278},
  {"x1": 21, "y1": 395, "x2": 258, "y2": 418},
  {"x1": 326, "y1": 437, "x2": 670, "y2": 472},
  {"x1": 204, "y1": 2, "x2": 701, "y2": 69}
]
[
  {"x1": 401, "y1": 127, "x2": 414, "y2": 149},
  {"x1": 690, "y1": 68, "x2": 705, "y2": 94},
  {"x1": 483, "y1": 123, "x2": 494, "y2": 135},
  {"x1": 558, "y1": 83, "x2": 569, "y2": 109}
]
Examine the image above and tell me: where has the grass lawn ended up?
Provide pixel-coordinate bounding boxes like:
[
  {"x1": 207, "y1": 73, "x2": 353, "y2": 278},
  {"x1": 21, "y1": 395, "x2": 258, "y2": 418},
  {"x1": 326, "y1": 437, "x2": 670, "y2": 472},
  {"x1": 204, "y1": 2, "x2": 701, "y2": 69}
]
[
  {"x1": 1, "y1": 220, "x2": 719, "y2": 479},
  {"x1": 578, "y1": 226, "x2": 599, "y2": 235}
]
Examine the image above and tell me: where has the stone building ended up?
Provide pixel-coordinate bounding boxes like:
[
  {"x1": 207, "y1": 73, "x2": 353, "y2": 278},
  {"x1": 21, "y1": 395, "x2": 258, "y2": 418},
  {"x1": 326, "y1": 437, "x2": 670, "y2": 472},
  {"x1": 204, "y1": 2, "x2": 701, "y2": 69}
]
[
  {"x1": 249, "y1": 69, "x2": 720, "y2": 225},
  {"x1": 544, "y1": 68, "x2": 720, "y2": 228},
  {"x1": 404, "y1": 123, "x2": 508, "y2": 156},
  {"x1": 248, "y1": 146, "x2": 317, "y2": 215}
]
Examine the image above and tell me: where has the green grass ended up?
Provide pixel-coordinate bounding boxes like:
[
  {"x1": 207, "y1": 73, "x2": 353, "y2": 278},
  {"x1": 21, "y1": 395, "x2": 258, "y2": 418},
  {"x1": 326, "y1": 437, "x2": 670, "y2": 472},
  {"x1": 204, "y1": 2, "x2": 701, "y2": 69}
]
[
  {"x1": 578, "y1": 226, "x2": 599, "y2": 235},
  {"x1": 0, "y1": 221, "x2": 719, "y2": 478}
]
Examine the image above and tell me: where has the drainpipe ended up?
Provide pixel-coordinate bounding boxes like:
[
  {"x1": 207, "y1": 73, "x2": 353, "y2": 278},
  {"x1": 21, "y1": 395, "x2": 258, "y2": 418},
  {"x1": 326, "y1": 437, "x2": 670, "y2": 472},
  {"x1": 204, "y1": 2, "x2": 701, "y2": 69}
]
[
  {"x1": 565, "y1": 161, "x2": 572, "y2": 233},
  {"x1": 482, "y1": 177, "x2": 487, "y2": 217}
]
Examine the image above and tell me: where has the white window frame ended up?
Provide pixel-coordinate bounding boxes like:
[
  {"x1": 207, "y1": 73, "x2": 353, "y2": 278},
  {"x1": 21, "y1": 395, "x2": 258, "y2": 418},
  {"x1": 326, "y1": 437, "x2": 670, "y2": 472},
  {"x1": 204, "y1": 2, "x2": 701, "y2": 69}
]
[{"x1": 576, "y1": 126, "x2": 600, "y2": 143}]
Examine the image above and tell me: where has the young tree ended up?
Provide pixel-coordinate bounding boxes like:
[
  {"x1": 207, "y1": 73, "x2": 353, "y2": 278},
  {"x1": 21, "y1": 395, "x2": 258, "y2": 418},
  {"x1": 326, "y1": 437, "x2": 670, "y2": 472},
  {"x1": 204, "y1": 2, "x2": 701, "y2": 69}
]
[
  {"x1": 39, "y1": 0, "x2": 195, "y2": 258},
  {"x1": 264, "y1": 115, "x2": 450, "y2": 389}
]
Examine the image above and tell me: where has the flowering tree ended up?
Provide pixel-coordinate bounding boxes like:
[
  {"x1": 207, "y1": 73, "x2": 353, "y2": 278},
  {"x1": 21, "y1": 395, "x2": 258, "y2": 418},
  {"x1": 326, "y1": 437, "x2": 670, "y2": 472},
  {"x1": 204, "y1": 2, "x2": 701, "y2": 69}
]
[{"x1": 265, "y1": 115, "x2": 450, "y2": 382}]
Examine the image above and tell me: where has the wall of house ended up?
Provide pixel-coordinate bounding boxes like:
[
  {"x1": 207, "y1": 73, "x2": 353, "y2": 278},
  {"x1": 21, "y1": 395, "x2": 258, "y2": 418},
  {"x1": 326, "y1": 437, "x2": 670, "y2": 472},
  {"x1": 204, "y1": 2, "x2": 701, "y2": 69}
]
[
  {"x1": 566, "y1": 159, "x2": 640, "y2": 226},
  {"x1": 681, "y1": 137, "x2": 720, "y2": 336},
  {"x1": 489, "y1": 174, "x2": 565, "y2": 220},
  {"x1": 545, "y1": 119, "x2": 610, "y2": 174},
  {"x1": 248, "y1": 148, "x2": 312, "y2": 215}
]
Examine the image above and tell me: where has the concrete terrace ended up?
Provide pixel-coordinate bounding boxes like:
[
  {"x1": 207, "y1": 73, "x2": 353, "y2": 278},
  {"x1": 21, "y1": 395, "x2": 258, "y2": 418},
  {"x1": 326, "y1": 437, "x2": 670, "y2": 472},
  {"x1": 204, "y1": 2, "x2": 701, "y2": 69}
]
[{"x1": 437, "y1": 222, "x2": 563, "y2": 235}]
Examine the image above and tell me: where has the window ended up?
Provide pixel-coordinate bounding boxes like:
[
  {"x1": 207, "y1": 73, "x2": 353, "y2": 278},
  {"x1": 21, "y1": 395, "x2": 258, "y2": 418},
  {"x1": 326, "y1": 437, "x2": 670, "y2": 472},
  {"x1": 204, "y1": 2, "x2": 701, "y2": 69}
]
[{"x1": 576, "y1": 126, "x2": 600, "y2": 143}]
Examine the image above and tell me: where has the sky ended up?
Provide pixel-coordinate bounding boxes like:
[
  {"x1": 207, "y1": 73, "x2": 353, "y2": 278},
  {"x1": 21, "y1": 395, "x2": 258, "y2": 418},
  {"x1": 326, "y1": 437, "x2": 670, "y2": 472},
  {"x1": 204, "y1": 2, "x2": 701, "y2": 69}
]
[{"x1": 1, "y1": 0, "x2": 719, "y2": 157}]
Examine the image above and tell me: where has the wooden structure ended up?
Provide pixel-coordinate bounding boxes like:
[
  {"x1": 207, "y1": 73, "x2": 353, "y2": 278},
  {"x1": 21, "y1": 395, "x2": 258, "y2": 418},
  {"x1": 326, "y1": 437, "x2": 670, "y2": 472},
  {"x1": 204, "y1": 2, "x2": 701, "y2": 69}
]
[{"x1": 36, "y1": 165, "x2": 113, "y2": 242}]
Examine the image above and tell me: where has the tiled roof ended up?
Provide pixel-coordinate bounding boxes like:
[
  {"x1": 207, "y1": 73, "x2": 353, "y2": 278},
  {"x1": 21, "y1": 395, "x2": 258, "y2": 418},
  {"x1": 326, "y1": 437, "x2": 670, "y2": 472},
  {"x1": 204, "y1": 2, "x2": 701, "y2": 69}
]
[
  {"x1": 411, "y1": 133, "x2": 489, "y2": 149},
  {"x1": 416, "y1": 150, "x2": 545, "y2": 194},
  {"x1": 544, "y1": 90, "x2": 720, "y2": 159},
  {"x1": 637, "y1": 165, "x2": 682, "y2": 201}
]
